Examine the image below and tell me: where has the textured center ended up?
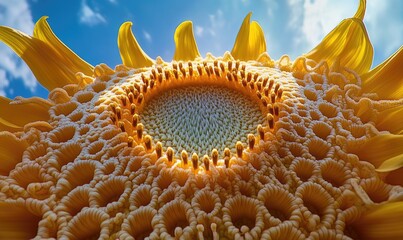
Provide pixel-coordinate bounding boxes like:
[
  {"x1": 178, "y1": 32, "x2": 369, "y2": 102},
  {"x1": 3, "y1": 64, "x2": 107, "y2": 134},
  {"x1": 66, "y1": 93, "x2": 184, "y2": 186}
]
[{"x1": 141, "y1": 85, "x2": 265, "y2": 155}]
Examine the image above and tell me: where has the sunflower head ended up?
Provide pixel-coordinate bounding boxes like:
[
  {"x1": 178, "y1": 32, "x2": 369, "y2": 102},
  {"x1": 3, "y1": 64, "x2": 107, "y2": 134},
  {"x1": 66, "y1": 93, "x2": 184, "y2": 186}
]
[{"x1": 0, "y1": 0, "x2": 403, "y2": 239}]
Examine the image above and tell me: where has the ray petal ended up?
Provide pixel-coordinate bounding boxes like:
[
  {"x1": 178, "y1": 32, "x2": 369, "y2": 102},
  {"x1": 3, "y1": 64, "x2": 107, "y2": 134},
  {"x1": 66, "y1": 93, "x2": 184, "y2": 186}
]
[
  {"x1": 0, "y1": 26, "x2": 80, "y2": 90},
  {"x1": 231, "y1": 13, "x2": 266, "y2": 61},
  {"x1": 376, "y1": 105, "x2": 403, "y2": 134},
  {"x1": 361, "y1": 46, "x2": 403, "y2": 99},
  {"x1": 348, "y1": 134, "x2": 403, "y2": 171},
  {"x1": 33, "y1": 16, "x2": 94, "y2": 76},
  {"x1": 0, "y1": 96, "x2": 52, "y2": 132},
  {"x1": 173, "y1": 21, "x2": 200, "y2": 61},
  {"x1": 347, "y1": 134, "x2": 403, "y2": 184},
  {"x1": 352, "y1": 201, "x2": 403, "y2": 240},
  {"x1": 304, "y1": 18, "x2": 373, "y2": 75},
  {"x1": 353, "y1": 0, "x2": 366, "y2": 20},
  {"x1": 118, "y1": 22, "x2": 154, "y2": 68}
]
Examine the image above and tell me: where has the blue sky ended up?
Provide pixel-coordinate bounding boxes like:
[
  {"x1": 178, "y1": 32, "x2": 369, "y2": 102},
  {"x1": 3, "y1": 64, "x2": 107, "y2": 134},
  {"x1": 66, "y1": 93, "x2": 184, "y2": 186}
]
[{"x1": 0, "y1": 0, "x2": 402, "y2": 99}]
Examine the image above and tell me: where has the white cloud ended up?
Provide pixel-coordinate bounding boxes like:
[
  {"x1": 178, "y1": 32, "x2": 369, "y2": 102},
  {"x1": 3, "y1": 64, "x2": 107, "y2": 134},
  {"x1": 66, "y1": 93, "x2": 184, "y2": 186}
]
[
  {"x1": 0, "y1": 0, "x2": 37, "y2": 97},
  {"x1": 79, "y1": 0, "x2": 106, "y2": 26},
  {"x1": 287, "y1": 0, "x2": 355, "y2": 52},
  {"x1": 365, "y1": 0, "x2": 403, "y2": 61},
  {"x1": 195, "y1": 25, "x2": 204, "y2": 37},
  {"x1": 143, "y1": 31, "x2": 152, "y2": 42}
]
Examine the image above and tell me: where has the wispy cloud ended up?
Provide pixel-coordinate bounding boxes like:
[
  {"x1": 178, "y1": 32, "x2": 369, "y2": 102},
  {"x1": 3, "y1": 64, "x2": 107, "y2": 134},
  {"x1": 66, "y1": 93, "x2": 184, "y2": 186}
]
[
  {"x1": 143, "y1": 31, "x2": 152, "y2": 42},
  {"x1": 195, "y1": 26, "x2": 204, "y2": 37},
  {"x1": 287, "y1": 0, "x2": 355, "y2": 53},
  {"x1": 79, "y1": 0, "x2": 106, "y2": 26},
  {"x1": 365, "y1": 0, "x2": 403, "y2": 61},
  {"x1": 0, "y1": 0, "x2": 36, "y2": 97}
]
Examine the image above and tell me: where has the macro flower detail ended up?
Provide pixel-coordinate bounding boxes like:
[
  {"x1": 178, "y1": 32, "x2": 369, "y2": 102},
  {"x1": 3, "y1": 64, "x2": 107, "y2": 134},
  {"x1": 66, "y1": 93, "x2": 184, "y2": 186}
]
[{"x1": 0, "y1": 0, "x2": 403, "y2": 239}]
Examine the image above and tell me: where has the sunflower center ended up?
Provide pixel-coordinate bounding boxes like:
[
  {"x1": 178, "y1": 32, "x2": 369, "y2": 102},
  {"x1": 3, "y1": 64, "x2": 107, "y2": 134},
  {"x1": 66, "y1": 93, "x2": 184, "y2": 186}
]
[{"x1": 141, "y1": 85, "x2": 265, "y2": 156}]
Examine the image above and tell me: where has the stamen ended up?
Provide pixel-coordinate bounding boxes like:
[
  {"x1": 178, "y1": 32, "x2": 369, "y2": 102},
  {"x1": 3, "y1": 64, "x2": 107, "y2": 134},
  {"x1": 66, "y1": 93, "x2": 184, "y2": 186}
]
[
  {"x1": 212, "y1": 149, "x2": 218, "y2": 166},
  {"x1": 137, "y1": 93, "x2": 144, "y2": 105},
  {"x1": 128, "y1": 93, "x2": 135, "y2": 104},
  {"x1": 203, "y1": 155, "x2": 210, "y2": 171},
  {"x1": 270, "y1": 93, "x2": 276, "y2": 104},
  {"x1": 192, "y1": 153, "x2": 199, "y2": 170},
  {"x1": 155, "y1": 142, "x2": 163, "y2": 158},
  {"x1": 248, "y1": 134, "x2": 255, "y2": 150},
  {"x1": 257, "y1": 124, "x2": 264, "y2": 140},
  {"x1": 247, "y1": 72, "x2": 252, "y2": 82},
  {"x1": 119, "y1": 122, "x2": 125, "y2": 132},
  {"x1": 173, "y1": 69, "x2": 179, "y2": 79},
  {"x1": 267, "y1": 113, "x2": 274, "y2": 129},
  {"x1": 181, "y1": 150, "x2": 188, "y2": 165},
  {"x1": 132, "y1": 114, "x2": 138, "y2": 128},
  {"x1": 144, "y1": 135, "x2": 152, "y2": 150},
  {"x1": 116, "y1": 107, "x2": 122, "y2": 120},
  {"x1": 274, "y1": 103, "x2": 279, "y2": 116},
  {"x1": 137, "y1": 123, "x2": 144, "y2": 139},
  {"x1": 226, "y1": 72, "x2": 233, "y2": 81},
  {"x1": 166, "y1": 147, "x2": 174, "y2": 162},
  {"x1": 227, "y1": 61, "x2": 233, "y2": 71},
  {"x1": 164, "y1": 70, "x2": 170, "y2": 80},
  {"x1": 197, "y1": 64, "x2": 203, "y2": 76},
  {"x1": 277, "y1": 88, "x2": 283, "y2": 100},
  {"x1": 236, "y1": 141, "x2": 243, "y2": 158},
  {"x1": 224, "y1": 148, "x2": 231, "y2": 158},
  {"x1": 128, "y1": 136, "x2": 134, "y2": 147},
  {"x1": 220, "y1": 62, "x2": 225, "y2": 72}
]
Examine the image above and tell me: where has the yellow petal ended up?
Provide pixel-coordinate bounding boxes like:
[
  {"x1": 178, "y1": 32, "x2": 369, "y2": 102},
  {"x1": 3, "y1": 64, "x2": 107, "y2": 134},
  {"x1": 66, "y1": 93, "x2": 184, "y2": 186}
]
[
  {"x1": 352, "y1": 201, "x2": 403, "y2": 240},
  {"x1": 118, "y1": 22, "x2": 154, "y2": 68},
  {"x1": 0, "y1": 132, "x2": 28, "y2": 176},
  {"x1": 33, "y1": 16, "x2": 94, "y2": 76},
  {"x1": 0, "y1": 26, "x2": 79, "y2": 90},
  {"x1": 304, "y1": 18, "x2": 373, "y2": 75},
  {"x1": 348, "y1": 134, "x2": 403, "y2": 169},
  {"x1": 231, "y1": 13, "x2": 266, "y2": 61},
  {"x1": 0, "y1": 96, "x2": 52, "y2": 132},
  {"x1": 353, "y1": 0, "x2": 366, "y2": 20},
  {"x1": 173, "y1": 21, "x2": 200, "y2": 61},
  {"x1": 376, "y1": 105, "x2": 403, "y2": 135},
  {"x1": 361, "y1": 46, "x2": 403, "y2": 99},
  {"x1": 377, "y1": 154, "x2": 403, "y2": 172}
]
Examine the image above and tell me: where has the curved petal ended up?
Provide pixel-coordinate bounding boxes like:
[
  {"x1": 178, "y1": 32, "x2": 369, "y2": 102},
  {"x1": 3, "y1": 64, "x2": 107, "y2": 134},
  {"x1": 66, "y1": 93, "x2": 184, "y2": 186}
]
[
  {"x1": 361, "y1": 46, "x2": 403, "y2": 99},
  {"x1": 304, "y1": 18, "x2": 373, "y2": 75},
  {"x1": 376, "y1": 105, "x2": 403, "y2": 135},
  {"x1": 118, "y1": 22, "x2": 154, "y2": 68},
  {"x1": 33, "y1": 16, "x2": 94, "y2": 76},
  {"x1": 231, "y1": 13, "x2": 266, "y2": 61},
  {"x1": 348, "y1": 134, "x2": 403, "y2": 170},
  {"x1": 173, "y1": 21, "x2": 200, "y2": 61},
  {"x1": 0, "y1": 132, "x2": 28, "y2": 176},
  {"x1": 0, "y1": 96, "x2": 52, "y2": 132},
  {"x1": 0, "y1": 26, "x2": 81, "y2": 90},
  {"x1": 353, "y1": 0, "x2": 366, "y2": 20},
  {"x1": 352, "y1": 201, "x2": 403, "y2": 240}
]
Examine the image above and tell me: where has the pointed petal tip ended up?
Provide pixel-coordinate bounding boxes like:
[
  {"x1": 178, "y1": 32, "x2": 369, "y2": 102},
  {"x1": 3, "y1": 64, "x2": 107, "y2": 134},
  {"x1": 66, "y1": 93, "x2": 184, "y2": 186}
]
[
  {"x1": 354, "y1": 0, "x2": 366, "y2": 20},
  {"x1": 173, "y1": 20, "x2": 200, "y2": 61},
  {"x1": 118, "y1": 20, "x2": 154, "y2": 68},
  {"x1": 231, "y1": 12, "x2": 266, "y2": 61}
]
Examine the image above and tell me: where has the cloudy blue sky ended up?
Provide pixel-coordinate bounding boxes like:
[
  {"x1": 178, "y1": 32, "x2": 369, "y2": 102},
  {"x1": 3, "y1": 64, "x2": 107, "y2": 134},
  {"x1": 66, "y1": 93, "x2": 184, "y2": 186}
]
[{"x1": 0, "y1": 0, "x2": 402, "y2": 99}]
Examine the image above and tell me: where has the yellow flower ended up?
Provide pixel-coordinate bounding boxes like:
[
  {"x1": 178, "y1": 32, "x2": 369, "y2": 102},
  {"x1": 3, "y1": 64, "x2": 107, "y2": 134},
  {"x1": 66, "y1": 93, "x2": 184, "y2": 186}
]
[{"x1": 0, "y1": 0, "x2": 402, "y2": 239}]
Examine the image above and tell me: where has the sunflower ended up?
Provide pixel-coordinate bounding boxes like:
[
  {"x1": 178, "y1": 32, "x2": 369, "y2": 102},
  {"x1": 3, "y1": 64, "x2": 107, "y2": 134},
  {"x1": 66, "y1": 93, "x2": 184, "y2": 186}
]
[{"x1": 0, "y1": 0, "x2": 402, "y2": 239}]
